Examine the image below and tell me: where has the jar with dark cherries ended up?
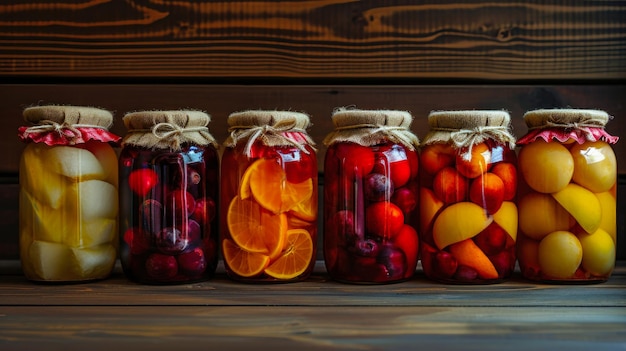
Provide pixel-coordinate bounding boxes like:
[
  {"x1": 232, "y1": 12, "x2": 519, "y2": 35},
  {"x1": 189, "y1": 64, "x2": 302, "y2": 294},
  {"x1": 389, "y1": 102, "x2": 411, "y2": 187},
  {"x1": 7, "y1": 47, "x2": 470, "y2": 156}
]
[
  {"x1": 419, "y1": 110, "x2": 517, "y2": 284},
  {"x1": 516, "y1": 109, "x2": 618, "y2": 283},
  {"x1": 18, "y1": 105, "x2": 121, "y2": 282},
  {"x1": 221, "y1": 110, "x2": 318, "y2": 283},
  {"x1": 119, "y1": 110, "x2": 219, "y2": 284},
  {"x1": 323, "y1": 109, "x2": 420, "y2": 284}
]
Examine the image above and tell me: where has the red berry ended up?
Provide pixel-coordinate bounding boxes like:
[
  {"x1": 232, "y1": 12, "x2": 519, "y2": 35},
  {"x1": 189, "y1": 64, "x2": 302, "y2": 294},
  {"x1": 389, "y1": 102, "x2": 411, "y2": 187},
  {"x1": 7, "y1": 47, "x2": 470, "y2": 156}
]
[
  {"x1": 145, "y1": 253, "x2": 178, "y2": 279},
  {"x1": 378, "y1": 145, "x2": 411, "y2": 188},
  {"x1": 128, "y1": 168, "x2": 159, "y2": 196},
  {"x1": 123, "y1": 227, "x2": 150, "y2": 255},
  {"x1": 177, "y1": 247, "x2": 207, "y2": 275},
  {"x1": 434, "y1": 251, "x2": 458, "y2": 278},
  {"x1": 166, "y1": 189, "x2": 196, "y2": 219},
  {"x1": 333, "y1": 143, "x2": 375, "y2": 179},
  {"x1": 390, "y1": 187, "x2": 417, "y2": 214},
  {"x1": 191, "y1": 197, "x2": 216, "y2": 226}
]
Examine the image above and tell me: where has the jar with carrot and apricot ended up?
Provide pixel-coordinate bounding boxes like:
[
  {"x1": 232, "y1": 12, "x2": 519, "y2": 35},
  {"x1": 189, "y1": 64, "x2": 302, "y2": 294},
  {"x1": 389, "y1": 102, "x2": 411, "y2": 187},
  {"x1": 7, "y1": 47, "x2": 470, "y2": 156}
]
[
  {"x1": 18, "y1": 105, "x2": 121, "y2": 282},
  {"x1": 516, "y1": 109, "x2": 618, "y2": 283},
  {"x1": 221, "y1": 110, "x2": 318, "y2": 283},
  {"x1": 419, "y1": 110, "x2": 518, "y2": 284},
  {"x1": 323, "y1": 108, "x2": 420, "y2": 284},
  {"x1": 119, "y1": 110, "x2": 219, "y2": 284}
]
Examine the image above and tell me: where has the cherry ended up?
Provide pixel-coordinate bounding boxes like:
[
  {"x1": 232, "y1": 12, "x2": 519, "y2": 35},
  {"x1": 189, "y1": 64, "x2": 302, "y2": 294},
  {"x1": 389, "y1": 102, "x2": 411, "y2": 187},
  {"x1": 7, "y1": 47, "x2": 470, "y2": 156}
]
[
  {"x1": 473, "y1": 223, "x2": 507, "y2": 256},
  {"x1": 128, "y1": 168, "x2": 159, "y2": 196},
  {"x1": 489, "y1": 250, "x2": 514, "y2": 278},
  {"x1": 454, "y1": 265, "x2": 479, "y2": 281},
  {"x1": 177, "y1": 247, "x2": 207, "y2": 276},
  {"x1": 279, "y1": 147, "x2": 316, "y2": 184},
  {"x1": 390, "y1": 186, "x2": 417, "y2": 214},
  {"x1": 364, "y1": 173, "x2": 394, "y2": 202},
  {"x1": 434, "y1": 251, "x2": 458, "y2": 278},
  {"x1": 145, "y1": 253, "x2": 178, "y2": 280},
  {"x1": 123, "y1": 227, "x2": 150, "y2": 255},
  {"x1": 377, "y1": 144, "x2": 411, "y2": 188},
  {"x1": 377, "y1": 245, "x2": 406, "y2": 280},
  {"x1": 365, "y1": 201, "x2": 404, "y2": 240}
]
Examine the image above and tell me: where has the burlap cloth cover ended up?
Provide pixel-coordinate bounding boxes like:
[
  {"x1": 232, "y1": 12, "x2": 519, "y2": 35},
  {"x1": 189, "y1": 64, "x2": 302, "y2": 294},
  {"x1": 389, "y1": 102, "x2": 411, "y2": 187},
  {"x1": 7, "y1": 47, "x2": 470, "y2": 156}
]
[
  {"x1": 224, "y1": 110, "x2": 315, "y2": 156},
  {"x1": 422, "y1": 110, "x2": 516, "y2": 160},
  {"x1": 518, "y1": 109, "x2": 618, "y2": 145},
  {"x1": 19, "y1": 105, "x2": 119, "y2": 145},
  {"x1": 323, "y1": 108, "x2": 419, "y2": 150},
  {"x1": 122, "y1": 110, "x2": 217, "y2": 151}
]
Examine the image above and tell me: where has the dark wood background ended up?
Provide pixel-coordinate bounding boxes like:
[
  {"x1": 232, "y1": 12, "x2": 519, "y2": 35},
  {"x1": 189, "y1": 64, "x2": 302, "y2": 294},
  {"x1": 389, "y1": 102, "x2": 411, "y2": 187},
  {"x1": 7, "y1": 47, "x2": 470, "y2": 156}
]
[{"x1": 0, "y1": 1, "x2": 624, "y2": 260}]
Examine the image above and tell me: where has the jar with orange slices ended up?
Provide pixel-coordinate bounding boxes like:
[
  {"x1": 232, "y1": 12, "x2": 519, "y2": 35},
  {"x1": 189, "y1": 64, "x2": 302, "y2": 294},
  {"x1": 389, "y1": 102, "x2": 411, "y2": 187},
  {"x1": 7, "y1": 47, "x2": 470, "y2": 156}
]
[
  {"x1": 221, "y1": 110, "x2": 318, "y2": 283},
  {"x1": 323, "y1": 108, "x2": 420, "y2": 284},
  {"x1": 419, "y1": 110, "x2": 518, "y2": 284},
  {"x1": 516, "y1": 109, "x2": 618, "y2": 283},
  {"x1": 18, "y1": 105, "x2": 121, "y2": 282},
  {"x1": 119, "y1": 110, "x2": 219, "y2": 284}
]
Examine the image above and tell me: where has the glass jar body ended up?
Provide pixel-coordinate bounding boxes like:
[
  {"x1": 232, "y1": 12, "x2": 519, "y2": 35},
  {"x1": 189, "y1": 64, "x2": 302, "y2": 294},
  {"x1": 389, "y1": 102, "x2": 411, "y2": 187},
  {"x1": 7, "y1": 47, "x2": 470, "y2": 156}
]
[
  {"x1": 19, "y1": 141, "x2": 119, "y2": 282},
  {"x1": 324, "y1": 141, "x2": 420, "y2": 284},
  {"x1": 119, "y1": 144, "x2": 219, "y2": 284},
  {"x1": 517, "y1": 139, "x2": 616, "y2": 283},
  {"x1": 419, "y1": 140, "x2": 518, "y2": 284},
  {"x1": 220, "y1": 142, "x2": 318, "y2": 282}
]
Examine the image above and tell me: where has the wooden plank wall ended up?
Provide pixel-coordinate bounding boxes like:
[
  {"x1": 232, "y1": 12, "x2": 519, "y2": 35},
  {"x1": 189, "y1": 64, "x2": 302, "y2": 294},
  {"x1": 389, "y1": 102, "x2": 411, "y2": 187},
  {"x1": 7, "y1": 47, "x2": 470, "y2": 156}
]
[{"x1": 0, "y1": 1, "x2": 625, "y2": 260}]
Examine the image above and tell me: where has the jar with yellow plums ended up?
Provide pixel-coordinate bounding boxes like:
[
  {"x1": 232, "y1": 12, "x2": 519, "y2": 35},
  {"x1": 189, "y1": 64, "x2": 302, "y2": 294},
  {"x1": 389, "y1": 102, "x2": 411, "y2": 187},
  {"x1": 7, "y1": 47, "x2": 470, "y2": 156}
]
[{"x1": 516, "y1": 109, "x2": 618, "y2": 283}]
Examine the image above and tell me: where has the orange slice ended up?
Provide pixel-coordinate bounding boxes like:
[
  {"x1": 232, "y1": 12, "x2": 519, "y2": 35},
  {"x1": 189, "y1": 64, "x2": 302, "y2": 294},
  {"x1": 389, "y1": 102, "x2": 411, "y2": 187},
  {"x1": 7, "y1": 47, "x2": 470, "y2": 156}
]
[
  {"x1": 264, "y1": 229, "x2": 314, "y2": 280},
  {"x1": 289, "y1": 191, "x2": 317, "y2": 222},
  {"x1": 238, "y1": 159, "x2": 256, "y2": 200},
  {"x1": 248, "y1": 158, "x2": 313, "y2": 214},
  {"x1": 227, "y1": 195, "x2": 287, "y2": 254},
  {"x1": 222, "y1": 239, "x2": 270, "y2": 278}
]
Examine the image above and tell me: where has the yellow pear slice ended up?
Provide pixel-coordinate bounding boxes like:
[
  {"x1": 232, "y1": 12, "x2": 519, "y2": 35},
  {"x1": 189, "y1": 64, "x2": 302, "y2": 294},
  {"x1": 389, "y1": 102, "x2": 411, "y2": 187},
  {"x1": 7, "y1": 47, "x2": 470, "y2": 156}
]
[
  {"x1": 552, "y1": 183, "x2": 601, "y2": 234},
  {"x1": 433, "y1": 202, "x2": 493, "y2": 249},
  {"x1": 20, "y1": 143, "x2": 67, "y2": 208},
  {"x1": 48, "y1": 146, "x2": 106, "y2": 180},
  {"x1": 67, "y1": 180, "x2": 118, "y2": 220},
  {"x1": 29, "y1": 240, "x2": 73, "y2": 281},
  {"x1": 71, "y1": 244, "x2": 116, "y2": 279},
  {"x1": 493, "y1": 201, "x2": 518, "y2": 241}
]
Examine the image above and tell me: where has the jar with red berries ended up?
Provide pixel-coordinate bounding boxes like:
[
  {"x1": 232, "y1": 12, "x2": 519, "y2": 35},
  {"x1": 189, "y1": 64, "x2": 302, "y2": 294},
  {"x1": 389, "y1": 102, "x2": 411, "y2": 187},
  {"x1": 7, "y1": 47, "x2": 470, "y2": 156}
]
[
  {"x1": 516, "y1": 109, "x2": 618, "y2": 283},
  {"x1": 119, "y1": 110, "x2": 219, "y2": 284},
  {"x1": 323, "y1": 108, "x2": 420, "y2": 284},
  {"x1": 221, "y1": 110, "x2": 318, "y2": 283},
  {"x1": 419, "y1": 110, "x2": 517, "y2": 284},
  {"x1": 18, "y1": 105, "x2": 121, "y2": 282}
]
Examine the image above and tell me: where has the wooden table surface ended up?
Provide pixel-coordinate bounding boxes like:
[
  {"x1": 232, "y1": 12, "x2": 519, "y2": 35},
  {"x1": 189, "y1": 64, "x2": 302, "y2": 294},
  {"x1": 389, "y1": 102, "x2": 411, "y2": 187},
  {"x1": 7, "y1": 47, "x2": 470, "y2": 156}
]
[{"x1": 1, "y1": 261, "x2": 624, "y2": 351}]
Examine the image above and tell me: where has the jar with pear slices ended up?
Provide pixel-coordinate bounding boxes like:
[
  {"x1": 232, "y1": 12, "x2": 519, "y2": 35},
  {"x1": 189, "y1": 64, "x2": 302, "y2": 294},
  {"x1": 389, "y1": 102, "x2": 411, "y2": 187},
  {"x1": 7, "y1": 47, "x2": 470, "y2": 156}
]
[
  {"x1": 516, "y1": 109, "x2": 618, "y2": 283},
  {"x1": 18, "y1": 105, "x2": 121, "y2": 282}
]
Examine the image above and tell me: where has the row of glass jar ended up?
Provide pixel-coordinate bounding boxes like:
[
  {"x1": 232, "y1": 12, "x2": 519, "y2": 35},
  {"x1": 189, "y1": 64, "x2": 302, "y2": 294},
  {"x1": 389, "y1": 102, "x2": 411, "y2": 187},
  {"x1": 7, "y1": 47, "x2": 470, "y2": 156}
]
[{"x1": 17, "y1": 106, "x2": 618, "y2": 285}]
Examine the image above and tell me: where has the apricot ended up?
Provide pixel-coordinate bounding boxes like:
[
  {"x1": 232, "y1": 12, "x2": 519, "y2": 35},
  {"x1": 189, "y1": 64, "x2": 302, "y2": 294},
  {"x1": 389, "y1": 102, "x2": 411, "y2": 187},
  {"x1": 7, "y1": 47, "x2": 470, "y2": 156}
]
[
  {"x1": 393, "y1": 224, "x2": 419, "y2": 275},
  {"x1": 490, "y1": 162, "x2": 517, "y2": 200},
  {"x1": 449, "y1": 239, "x2": 498, "y2": 280},
  {"x1": 518, "y1": 192, "x2": 573, "y2": 241},
  {"x1": 578, "y1": 228, "x2": 615, "y2": 276},
  {"x1": 433, "y1": 167, "x2": 468, "y2": 204},
  {"x1": 455, "y1": 143, "x2": 491, "y2": 179},
  {"x1": 518, "y1": 140, "x2": 573, "y2": 193},
  {"x1": 420, "y1": 143, "x2": 455, "y2": 175},
  {"x1": 538, "y1": 231, "x2": 582, "y2": 279},
  {"x1": 517, "y1": 235, "x2": 540, "y2": 278},
  {"x1": 376, "y1": 144, "x2": 412, "y2": 188},
  {"x1": 595, "y1": 191, "x2": 616, "y2": 242},
  {"x1": 469, "y1": 172, "x2": 505, "y2": 214},
  {"x1": 570, "y1": 141, "x2": 616, "y2": 193}
]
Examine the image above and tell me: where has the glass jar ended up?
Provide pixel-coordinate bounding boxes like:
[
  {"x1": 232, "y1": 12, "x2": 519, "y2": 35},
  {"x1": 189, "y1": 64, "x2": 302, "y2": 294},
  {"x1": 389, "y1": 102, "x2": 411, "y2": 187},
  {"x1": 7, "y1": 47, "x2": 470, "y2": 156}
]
[
  {"x1": 119, "y1": 110, "x2": 219, "y2": 284},
  {"x1": 18, "y1": 105, "x2": 121, "y2": 282},
  {"x1": 221, "y1": 110, "x2": 317, "y2": 283},
  {"x1": 419, "y1": 110, "x2": 517, "y2": 284},
  {"x1": 323, "y1": 108, "x2": 420, "y2": 284},
  {"x1": 516, "y1": 109, "x2": 618, "y2": 283}
]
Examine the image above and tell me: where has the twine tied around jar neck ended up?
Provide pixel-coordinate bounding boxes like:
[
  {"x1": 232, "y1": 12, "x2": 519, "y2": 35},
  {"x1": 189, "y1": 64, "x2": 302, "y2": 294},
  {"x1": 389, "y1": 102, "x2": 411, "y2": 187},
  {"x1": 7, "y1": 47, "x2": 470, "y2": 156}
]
[
  {"x1": 529, "y1": 117, "x2": 608, "y2": 141},
  {"x1": 228, "y1": 117, "x2": 311, "y2": 157},
  {"x1": 22, "y1": 119, "x2": 109, "y2": 143},
  {"x1": 330, "y1": 123, "x2": 419, "y2": 150},
  {"x1": 126, "y1": 123, "x2": 213, "y2": 150},
  {"x1": 432, "y1": 125, "x2": 517, "y2": 160}
]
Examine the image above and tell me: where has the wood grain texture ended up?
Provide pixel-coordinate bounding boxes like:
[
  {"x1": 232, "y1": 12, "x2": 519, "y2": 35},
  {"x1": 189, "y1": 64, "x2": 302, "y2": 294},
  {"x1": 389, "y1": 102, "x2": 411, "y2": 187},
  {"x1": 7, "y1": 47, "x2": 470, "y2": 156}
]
[
  {"x1": 0, "y1": 264, "x2": 624, "y2": 351},
  {"x1": 1, "y1": 1, "x2": 625, "y2": 80}
]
